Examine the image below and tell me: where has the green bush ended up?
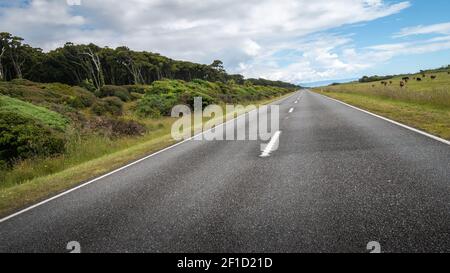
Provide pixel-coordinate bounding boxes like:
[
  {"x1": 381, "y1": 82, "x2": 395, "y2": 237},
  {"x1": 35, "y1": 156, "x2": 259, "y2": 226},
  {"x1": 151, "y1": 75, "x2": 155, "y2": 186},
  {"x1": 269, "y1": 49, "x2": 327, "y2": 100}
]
[
  {"x1": 123, "y1": 85, "x2": 150, "y2": 94},
  {"x1": 147, "y1": 80, "x2": 189, "y2": 95},
  {"x1": 66, "y1": 92, "x2": 96, "y2": 109},
  {"x1": 10, "y1": 79, "x2": 36, "y2": 86},
  {"x1": 130, "y1": 92, "x2": 144, "y2": 100},
  {"x1": 99, "y1": 85, "x2": 130, "y2": 102},
  {"x1": 92, "y1": 97, "x2": 124, "y2": 116},
  {"x1": 136, "y1": 93, "x2": 179, "y2": 118},
  {"x1": 79, "y1": 79, "x2": 97, "y2": 92},
  {"x1": 180, "y1": 91, "x2": 216, "y2": 108},
  {"x1": 0, "y1": 110, "x2": 66, "y2": 161},
  {"x1": 71, "y1": 87, "x2": 97, "y2": 107},
  {"x1": 67, "y1": 96, "x2": 84, "y2": 109},
  {"x1": 0, "y1": 159, "x2": 7, "y2": 170}
]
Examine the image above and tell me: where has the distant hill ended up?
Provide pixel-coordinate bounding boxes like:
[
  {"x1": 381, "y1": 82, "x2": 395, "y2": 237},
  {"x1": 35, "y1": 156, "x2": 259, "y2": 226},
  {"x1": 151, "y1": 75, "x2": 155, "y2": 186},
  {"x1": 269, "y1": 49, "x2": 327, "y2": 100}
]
[
  {"x1": 358, "y1": 65, "x2": 450, "y2": 83},
  {"x1": 301, "y1": 78, "x2": 358, "y2": 88}
]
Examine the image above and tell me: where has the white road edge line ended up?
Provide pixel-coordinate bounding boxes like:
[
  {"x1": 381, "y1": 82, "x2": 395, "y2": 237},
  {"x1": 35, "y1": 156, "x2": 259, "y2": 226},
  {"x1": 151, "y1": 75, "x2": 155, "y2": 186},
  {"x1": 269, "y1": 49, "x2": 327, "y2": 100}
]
[
  {"x1": 0, "y1": 92, "x2": 301, "y2": 224},
  {"x1": 314, "y1": 91, "x2": 450, "y2": 146},
  {"x1": 289, "y1": 108, "x2": 294, "y2": 113},
  {"x1": 260, "y1": 131, "x2": 282, "y2": 158}
]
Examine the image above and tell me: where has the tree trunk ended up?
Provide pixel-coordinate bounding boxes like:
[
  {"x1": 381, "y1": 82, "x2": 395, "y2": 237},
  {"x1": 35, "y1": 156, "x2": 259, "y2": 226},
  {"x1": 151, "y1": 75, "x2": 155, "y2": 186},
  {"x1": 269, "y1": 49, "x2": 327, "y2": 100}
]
[
  {"x1": 0, "y1": 47, "x2": 4, "y2": 81},
  {"x1": 82, "y1": 48, "x2": 105, "y2": 90}
]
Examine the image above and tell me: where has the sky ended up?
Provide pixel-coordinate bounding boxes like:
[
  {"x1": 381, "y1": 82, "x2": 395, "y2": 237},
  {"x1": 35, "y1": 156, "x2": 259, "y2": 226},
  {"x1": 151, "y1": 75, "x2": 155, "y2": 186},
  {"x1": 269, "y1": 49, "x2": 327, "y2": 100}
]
[{"x1": 0, "y1": 0, "x2": 450, "y2": 84}]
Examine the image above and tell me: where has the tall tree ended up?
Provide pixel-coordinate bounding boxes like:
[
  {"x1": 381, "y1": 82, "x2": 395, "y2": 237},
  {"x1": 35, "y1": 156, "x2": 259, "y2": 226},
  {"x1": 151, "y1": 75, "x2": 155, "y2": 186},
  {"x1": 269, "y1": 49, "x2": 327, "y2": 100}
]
[
  {"x1": 8, "y1": 36, "x2": 28, "y2": 79},
  {"x1": 80, "y1": 45, "x2": 105, "y2": 90}
]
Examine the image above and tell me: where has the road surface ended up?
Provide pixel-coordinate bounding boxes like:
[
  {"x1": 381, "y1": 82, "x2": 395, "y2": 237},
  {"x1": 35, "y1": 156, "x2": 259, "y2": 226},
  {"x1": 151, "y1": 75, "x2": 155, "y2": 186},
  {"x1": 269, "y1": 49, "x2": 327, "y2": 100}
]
[{"x1": 0, "y1": 90, "x2": 449, "y2": 253}]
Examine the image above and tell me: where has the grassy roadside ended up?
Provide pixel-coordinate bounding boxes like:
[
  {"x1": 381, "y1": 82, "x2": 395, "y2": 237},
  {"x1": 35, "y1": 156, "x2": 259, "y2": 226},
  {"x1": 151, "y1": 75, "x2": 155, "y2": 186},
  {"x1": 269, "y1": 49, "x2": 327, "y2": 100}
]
[
  {"x1": 314, "y1": 91, "x2": 450, "y2": 140},
  {"x1": 0, "y1": 92, "x2": 294, "y2": 218}
]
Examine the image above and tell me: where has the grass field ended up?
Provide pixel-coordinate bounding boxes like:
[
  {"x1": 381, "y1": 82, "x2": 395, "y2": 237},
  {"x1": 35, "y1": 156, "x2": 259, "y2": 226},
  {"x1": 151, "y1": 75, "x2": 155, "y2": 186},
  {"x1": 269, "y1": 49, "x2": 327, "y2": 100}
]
[
  {"x1": 315, "y1": 70, "x2": 450, "y2": 140},
  {"x1": 0, "y1": 95, "x2": 69, "y2": 130}
]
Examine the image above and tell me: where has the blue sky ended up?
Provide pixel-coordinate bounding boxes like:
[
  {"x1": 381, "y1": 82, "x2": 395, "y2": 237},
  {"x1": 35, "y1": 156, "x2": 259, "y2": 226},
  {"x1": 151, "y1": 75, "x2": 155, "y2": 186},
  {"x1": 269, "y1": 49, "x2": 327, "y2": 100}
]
[
  {"x1": 0, "y1": 0, "x2": 450, "y2": 84},
  {"x1": 307, "y1": 0, "x2": 450, "y2": 83}
]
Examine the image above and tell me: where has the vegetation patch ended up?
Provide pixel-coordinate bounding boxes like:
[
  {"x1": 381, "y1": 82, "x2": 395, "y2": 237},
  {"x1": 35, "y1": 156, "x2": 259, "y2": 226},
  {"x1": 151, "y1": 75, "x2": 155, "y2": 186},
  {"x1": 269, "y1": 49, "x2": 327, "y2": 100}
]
[
  {"x1": 0, "y1": 95, "x2": 69, "y2": 130},
  {"x1": 0, "y1": 110, "x2": 66, "y2": 163}
]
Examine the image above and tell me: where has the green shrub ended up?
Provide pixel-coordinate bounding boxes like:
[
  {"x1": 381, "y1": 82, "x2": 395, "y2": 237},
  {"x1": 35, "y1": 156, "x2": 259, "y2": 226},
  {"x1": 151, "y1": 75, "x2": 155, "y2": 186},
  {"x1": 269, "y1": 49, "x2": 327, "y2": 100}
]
[
  {"x1": 179, "y1": 91, "x2": 216, "y2": 108},
  {"x1": 136, "y1": 94, "x2": 166, "y2": 118},
  {"x1": 92, "y1": 97, "x2": 124, "y2": 116},
  {"x1": 147, "y1": 80, "x2": 189, "y2": 95},
  {"x1": 66, "y1": 92, "x2": 96, "y2": 109},
  {"x1": 99, "y1": 85, "x2": 130, "y2": 102},
  {"x1": 67, "y1": 96, "x2": 84, "y2": 109},
  {"x1": 136, "y1": 93, "x2": 180, "y2": 118},
  {"x1": 130, "y1": 92, "x2": 144, "y2": 100},
  {"x1": 0, "y1": 110, "x2": 66, "y2": 162},
  {"x1": 10, "y1": 79, "x2": 36, "y2": 86},
  {"x1": 71, "y1": 87, "x2": 97, "y2": 107},
  {"x1": 123, "y1": 85, "x2": 150, "y2": 94},
  {"x1": 79, "y1": 79, "x2": 97, "y2": 92},
  {"x1": 0, "y1": 159, "x2": 7, "y2": 170}
]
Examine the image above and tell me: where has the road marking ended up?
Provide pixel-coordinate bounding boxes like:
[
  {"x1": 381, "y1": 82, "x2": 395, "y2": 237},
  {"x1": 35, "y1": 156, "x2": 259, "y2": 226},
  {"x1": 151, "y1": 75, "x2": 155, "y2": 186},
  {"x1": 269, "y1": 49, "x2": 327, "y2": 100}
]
[
  {"x1": 315, "y1": 91, "x2": 450, "y2": 146},
  {"x1": 289, "y1": 108, "x2": 294, "y2": 113},
  {"x1": 0, "y1": 91, "x2": 302, "y2": 224},
  {"x1": 294, "y1": 100, "x2": 298, "y2": 104},
  {"x1": 260, "y1": 131, "x2": 282, "y2": 158}
]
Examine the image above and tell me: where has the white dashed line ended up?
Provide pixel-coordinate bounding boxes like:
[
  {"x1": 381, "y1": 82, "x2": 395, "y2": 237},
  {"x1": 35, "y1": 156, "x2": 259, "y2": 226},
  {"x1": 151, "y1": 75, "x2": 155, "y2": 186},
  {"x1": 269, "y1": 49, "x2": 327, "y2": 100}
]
[
  {"x1": 289, "y1": 108, "x2": 294, "y2": 113},
  {"x1": 260, "y1": 131, "x2": 282, "y2": 158}
]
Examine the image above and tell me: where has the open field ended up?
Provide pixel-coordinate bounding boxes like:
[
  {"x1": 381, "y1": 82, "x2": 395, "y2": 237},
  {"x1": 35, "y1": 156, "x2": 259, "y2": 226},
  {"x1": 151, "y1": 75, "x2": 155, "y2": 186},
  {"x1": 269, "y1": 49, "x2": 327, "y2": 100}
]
[{"x1": 315, "y1": 69, "x2": 450, "y2": 140}]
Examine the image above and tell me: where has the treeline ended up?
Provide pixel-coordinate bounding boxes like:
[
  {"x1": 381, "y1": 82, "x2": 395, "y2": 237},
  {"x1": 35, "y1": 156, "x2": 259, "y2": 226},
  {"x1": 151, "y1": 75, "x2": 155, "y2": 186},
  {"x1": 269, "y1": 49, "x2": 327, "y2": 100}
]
[
  {"x1": 0, "y1": 32, "x2": 299, "y2": 90},
  {"x1": 359, "y1": 75, "x2": 393, "y2": 83},
  {"x1": 246, "y1": 78, "x2": 299, "y2": 89},
  {"x1": 419, "y1": 65, "x2": 450, "y2": 74}
]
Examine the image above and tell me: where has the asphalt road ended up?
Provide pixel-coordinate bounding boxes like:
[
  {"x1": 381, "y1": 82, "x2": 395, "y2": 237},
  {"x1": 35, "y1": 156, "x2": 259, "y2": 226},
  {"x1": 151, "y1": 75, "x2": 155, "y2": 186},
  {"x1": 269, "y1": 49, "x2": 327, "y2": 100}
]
[{"x1": 0, "y1": 90, "x2": 449, "y2": 253}]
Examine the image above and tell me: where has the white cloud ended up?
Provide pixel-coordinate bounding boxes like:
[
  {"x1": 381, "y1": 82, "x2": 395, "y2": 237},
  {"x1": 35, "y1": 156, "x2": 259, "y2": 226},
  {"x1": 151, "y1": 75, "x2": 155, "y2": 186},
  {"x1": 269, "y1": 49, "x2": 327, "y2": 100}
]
[
  {"x1": 395, "y1": 22, "x2": 450, "y2": 37},
  {"x1": 242, "y1": 39, "x2": 261, "y2": 57},
  {"x1": 0, "y1": 0, "x2": 412, "y2": 83},
  {"x1": 236, "y1": 31, "x2": 450, "y2": 83},
  {"x1": 368, "y1": 36, "x2": 450, "y2": 57}
]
